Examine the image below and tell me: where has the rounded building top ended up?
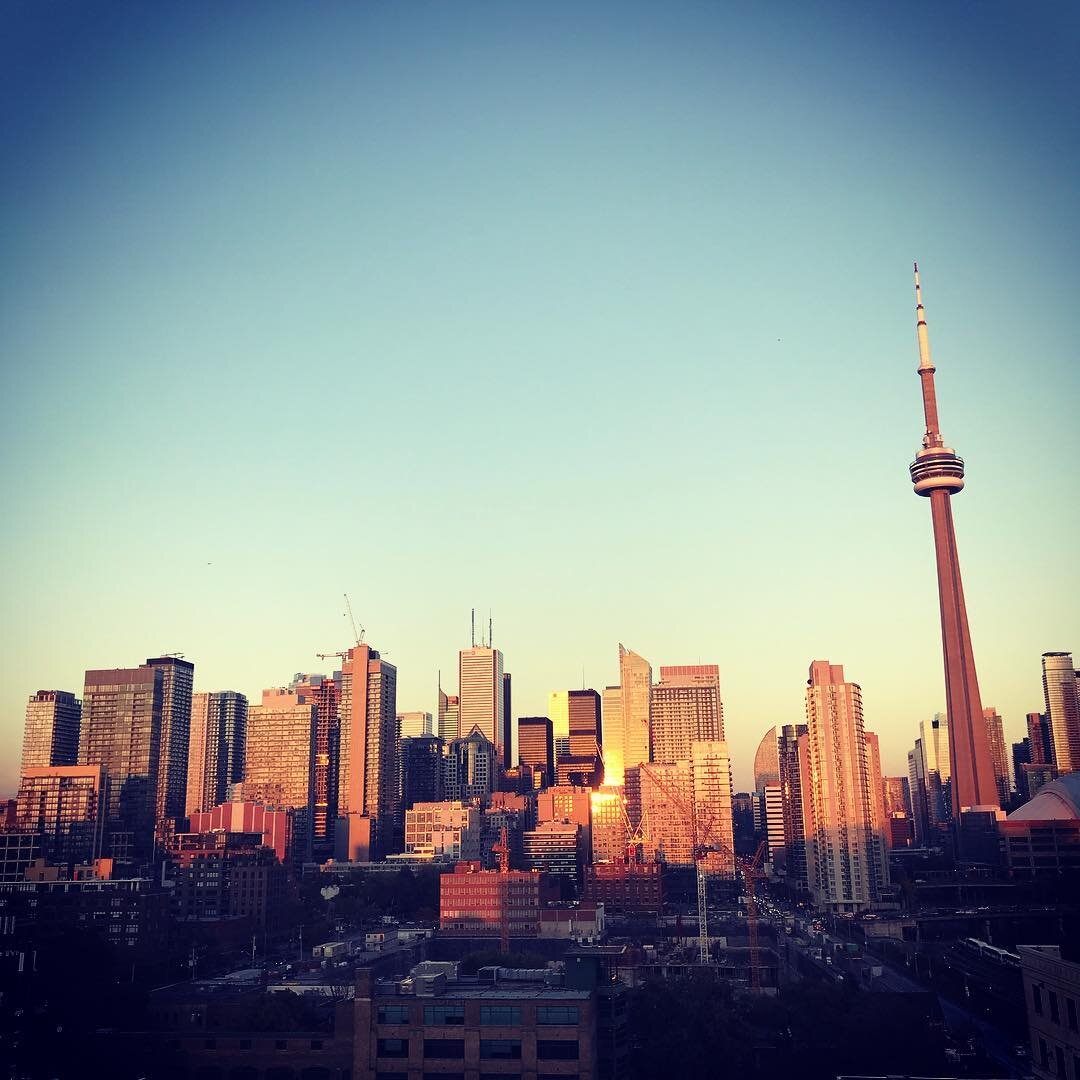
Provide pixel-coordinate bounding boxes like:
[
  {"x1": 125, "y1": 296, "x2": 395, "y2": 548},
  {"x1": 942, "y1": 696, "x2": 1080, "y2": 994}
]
[{"x1": 1008, "y1": 773, "x2": 1080, "y2": 822}]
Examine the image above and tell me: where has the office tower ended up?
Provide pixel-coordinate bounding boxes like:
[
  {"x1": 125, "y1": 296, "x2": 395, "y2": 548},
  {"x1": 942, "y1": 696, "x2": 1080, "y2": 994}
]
[
  {"x1": 1042, "y1": 652, "x2": 1080, "y2": 772},
  {"x1": 242, "y1": 689, "x2": 316, "y2": 813},
  {"x1": 982, "y1": 707, "x2": 1011, "y2": 804},
  {"x1": 883, "y1": 776, "x2": 912, "y2": 817},
  {"x1": 1028, "y1": 712, "x2": 1054, "y2": 766},
  {"x1": 146, "y1": 655, "x2": 195, "y2": 834},
  {"x1": 21, "y1": 691, "x2": 81, "y2": 772},
  {"x1": 79, "y1": 665, "x2": 163, "y2": 864},
  {"x1": 446, "y1": 726, "x2": 498, "y2": 804},
  {"x1": 289, "y1": 673, "x2": 340, "y2": 852},
  {"x1": 398, "y1": 711, "x2": 433, "y2": 738},
  {"x1": 778, "y1": 723, "x2": 809, "y2": 886},
  {"x1": 438, "y1": 686, "x2": 460, "y2": 742},
  {"x1": 502, "y1": 673, "x2": 513, "y2": 771},
  {"x1": 522, "y1": 820, "x2": 583, "y2": 887},
  {"x1": 650, "y1": 665, "x2": 724, "y2": 765},
  {"x1": 907, "y1": 265, "x2": 998, "y2": 815},
  {"x1": 753, "y1": 727, "x2": 780, "y2": 790},
  {"x1": 907, "y1": 743, "x2": 930, "y2": 846},
  {"x1": 554, "y1": 735, "x2": 571, "y2": 766},
  {"x1": 399, "y1": 734, "x2": 444, "y2": 814},
  {"x1": 920, "y1": 712, "x2": 952, "y2": 835},
  {"x1": 548, "y1": 691, "x2": 570, "y2": 741},
  {"x1": 602, "y1": 645, "x2": 651, "y2": 787},
  {"x1": 458, "y1": 645, "x2": 505, "y2": 764},
  {"x1": 801, "y1": 661, "x2": 888, "y2": 911},
  {"x1": 185, "y1": 691, "x2": 248, "y2": 816},
  {"x1": 518, "y1": 716, "x2": 554, "y2": 784},
  {"x1": 568, "y1": 689, "x2": 602, "y2": 759},
  {"x1": 762, "y1": 783, "x2": 785, "y2": 869},
  {"x1": 15, "y1": 765, "x2": 107, "y2": 867}
]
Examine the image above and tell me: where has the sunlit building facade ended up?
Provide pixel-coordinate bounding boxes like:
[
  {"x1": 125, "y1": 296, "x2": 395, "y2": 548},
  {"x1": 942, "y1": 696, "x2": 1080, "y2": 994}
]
[
  {"x1": 21, "y1": 691, "x2": 81, "y2": 773},
  {"x1": 650, "y1": 664, "x2": 723, "y2": 765},
  {"x1": 185, "y1": 690, "x2": 247, "y2": 817},
  {"x1": 1043, "y1": 652, "x2": 1080, "y2": 772}
]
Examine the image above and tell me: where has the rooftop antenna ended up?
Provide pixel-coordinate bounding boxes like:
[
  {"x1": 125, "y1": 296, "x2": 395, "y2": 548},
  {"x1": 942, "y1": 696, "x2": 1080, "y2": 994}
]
[
  {"x1": 471, "y1": 608, "x2": 476, "y2": 648},
  {"x1": 489, "y1": 612, "x2": 493, "y2": 649}
]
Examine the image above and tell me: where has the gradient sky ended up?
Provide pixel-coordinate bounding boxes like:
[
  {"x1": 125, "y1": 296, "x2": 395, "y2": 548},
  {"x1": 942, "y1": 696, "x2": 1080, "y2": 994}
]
[{"x1": 2, "y1": 2, "x2": 1077, "y2": 796}]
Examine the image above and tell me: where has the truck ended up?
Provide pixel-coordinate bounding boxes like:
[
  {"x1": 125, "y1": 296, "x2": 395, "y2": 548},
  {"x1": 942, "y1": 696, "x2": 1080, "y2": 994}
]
[{"x1": 312, "y1": 941, "x2": 348, "y2": 960}]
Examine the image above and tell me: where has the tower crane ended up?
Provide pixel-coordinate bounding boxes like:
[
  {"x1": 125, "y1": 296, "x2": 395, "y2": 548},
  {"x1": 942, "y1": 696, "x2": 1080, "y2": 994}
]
[
  {"x1": 344, "y1": 593, "x2": 365, "y2": 647},
  {"x1": 638, "y1": 762, "x2": 768, "y2": 988},
  {"x1": 491, "y1": 826, "x2": 511, "y2": 955}
]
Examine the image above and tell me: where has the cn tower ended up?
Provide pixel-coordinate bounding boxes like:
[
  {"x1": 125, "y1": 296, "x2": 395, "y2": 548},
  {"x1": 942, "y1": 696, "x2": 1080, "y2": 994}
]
[{"x1": 909, "y1": 263, "x2": 999, "y2": 817}]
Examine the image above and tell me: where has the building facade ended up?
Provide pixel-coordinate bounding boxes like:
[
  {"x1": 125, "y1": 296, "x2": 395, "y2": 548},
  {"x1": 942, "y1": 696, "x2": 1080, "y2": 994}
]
[
  {"x1": 146, "y1": 655, "x2": 195, "y2": 837},
  {"x1": 15, "y1": 765, "x2": 107, "y2": 867},
  {"x1": 650, "y1": 664, "x2": 724, "y2": 766},
  {"x1": 21, "y1": 691, "x2": 81, "y2": 773},
  {"x1": 185, "y1": 690, "x2": 248, "y2": 817},
  {"x1": 458, "y1": 645, "x2": 505, "y2": 765},
  {"x1": 1043, "y1": 652, "x2": 1080, "y2": 773}
]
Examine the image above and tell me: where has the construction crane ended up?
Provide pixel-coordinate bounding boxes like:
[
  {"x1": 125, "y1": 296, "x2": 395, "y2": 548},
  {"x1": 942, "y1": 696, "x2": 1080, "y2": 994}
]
[
  {"x1": 344, "y1": 593, "x2": 365, "y2": 647},
  {"x1": 638, "y1": 762, "x2": 768, "y2": 988},
  {"x1": 491, "y1": 826, "x2": 511, "y2": 956}
]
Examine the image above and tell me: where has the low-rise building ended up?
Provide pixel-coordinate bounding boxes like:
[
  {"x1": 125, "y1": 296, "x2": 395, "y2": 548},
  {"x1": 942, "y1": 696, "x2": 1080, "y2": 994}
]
[
  {"x1": 583, "y1": 860, "x2": 663, "y2": 916},
  {"x1": 439, "y1": 861, "x2": 541, "y2": 938},
  {"x1": 354, "y1": 962, "x2": 600, "y2": 1080},
  {"x1": 1020, "y1": 944, "x2": 1080, "y2": 1080}
]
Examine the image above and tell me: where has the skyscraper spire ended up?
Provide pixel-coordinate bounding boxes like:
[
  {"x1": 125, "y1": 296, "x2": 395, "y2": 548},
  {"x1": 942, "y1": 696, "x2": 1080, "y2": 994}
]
[{"x1": 908, "y1": 264, "x2": 999, "y2": 820}]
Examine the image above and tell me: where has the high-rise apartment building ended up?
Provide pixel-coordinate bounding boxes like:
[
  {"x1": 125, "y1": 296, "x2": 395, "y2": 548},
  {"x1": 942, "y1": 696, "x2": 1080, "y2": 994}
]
[
  {"x1": 146, "y1": 655, "x2": 195, "y2": 834},
  {"x1": 982, "y1": 707, "x2": 1011, "y2": 805},
  {"x1": 242, "y1": 688, "x2": 316, "y2": 858},
  {"x1": 335, "y1": 644, "x2": 397, "y2": 860},
  {"x1": 778, "y1": 723, "x2": 809, "y2": 887},
  {"x1": 650, "y1": 665, "x2": 723, "y2": 765},
  {"x1": 907, "y1": 266, "x2": 999, "y2": 817},
  {"x1": 185, "y1": 691, "x2": 247, "y2": 816},
  {"x1": 518, "y1": 716, "x2": 554, "y2": 784},
  {"x1": 1042, "y1": 652, "x2": 1080, "y2": 772},
  {"x1": 16, "y1": 765, "x2": 107, "y2": 867},
  {"x1": 602, "y1": 645, "x2": 650, "y2": 787},
  {"x1": 437, "y1": 686, "x2": 460, "y2": 742},
  {"x1": 1012, "y1": 739, "x2": 1032, "y2": 802},
  {"x1": 589, "y1": 787, "x2": 628, "y2": 864},
  {"x1": 399, "y1": 734, "x2": 444, "y2": 816},
  {"x1": 1028, "y1": 712, "x2": 1054, "y2": 766},
  {"x1": 289, "y1": 674, "x2": 340, "y2": 852},
  {"x1": 21, "y1": 691, "x2": 81, "y2": 773},
  {"x1": 691, "y1": 740, "x2": 735, "y2": 879},
  {"x1": 801, "y1": 661, "x2": 888, "y2": 911},
  {"x1": 864, "y1": 731, "x2": 888, "y2": 862},
  {"x1": 909, "y1": 713, "x2": 952, "y2": 848},
  {"x1": 79, "y1": 665, "x2": 163, "y2": 864}
]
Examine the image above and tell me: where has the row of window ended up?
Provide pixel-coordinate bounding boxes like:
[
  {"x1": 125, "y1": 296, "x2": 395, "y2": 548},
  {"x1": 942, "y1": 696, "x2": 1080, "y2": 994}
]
[
  {"x1": 377, "y1": 1038, "x2": 578, "y2": 1061},
  {"x1": 377, "y1": 1004, "x2": 580, "y2": 1026},
  {"x1": 1033, "y1": 984, "x2": 1080, "y2": 1031},
  {"x1": 377, "y1": 1075, "x2": 575, "y2": 1080}
]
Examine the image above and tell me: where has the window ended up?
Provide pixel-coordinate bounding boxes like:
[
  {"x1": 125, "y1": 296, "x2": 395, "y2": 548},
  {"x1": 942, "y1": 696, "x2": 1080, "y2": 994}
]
[
  {"x1": 309, "y1": 1040, "x2": 323, "y2": 1051},
  {"x1": 1050, "y1": 991, "x2": 1060, "y2": 1024},
  {"x1": 537, "y1": 1006, "x2": 579, "y2": 1025},
  {"x1": 537, "y1": 1040, "x2": 578, "y2": 1060},
  {"x1": 1034, "y1": 985, "x2": 1044, "y2": 1015},
  {"x1": 480, "y1": 1039, "x2": 522, "y2": 1059},
  {"x1": 1068, "y1": 998, "x2": 1078, "y2": 1031},
  {"x1": 377, "y1": 1039, "x2": 408, "y2": 1059},
  {"x1": 275, "y1": 1040, "x2": 287, "y2": 1051},
  {"x1": 376, "y1": 1074, "x2": 407, "y2": 1080},
  {"x1": 423, "y1": 1074, "x2": 464, "y2": 1080},
  {"x1": 1039, "y1": 1038, "x2": 1048, "y2": 1068},
  {"x1": 423, "y1": 1039, "x2": 464, "y2": 1059},
  {"x1": 1054, "y1": 1046, "x2": 1065, "y2": 1076},
  {"x1": 238, "y1": 1039, "x2": 251, "y2": 1050},
  {"x1": 480, "y1": 1005, "x2": 522, "y2": 1026},
  {"x1": 423, "y1": 1004, "x2": 464, "y2": 1026},
  {"x1": 378, "y1": 1004, "x2": 410, "y2": 1025}
]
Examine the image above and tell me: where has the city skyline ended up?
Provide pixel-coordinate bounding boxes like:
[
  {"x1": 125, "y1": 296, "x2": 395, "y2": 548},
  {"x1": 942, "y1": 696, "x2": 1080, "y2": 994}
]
[{"x1": 2, "y1": 3, "x2": 1077, "y2": 796}]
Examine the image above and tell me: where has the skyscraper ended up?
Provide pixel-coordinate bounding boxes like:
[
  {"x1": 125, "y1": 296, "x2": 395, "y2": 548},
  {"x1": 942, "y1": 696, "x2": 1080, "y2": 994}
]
[
  {"x1": 778, "y1": 723, "x2": 809, "y2": 887},
  {"x1": 79, "y1": 665, "x2": 163, "y2": 864},
  {"x1": 1027, "y1": 711, "x2": 1054, "y2": 766},
  {"x1": 908, "y1": 264, "x2": 999, "y2": 816},
  {"x1": 753, "y1": 727, "x2": 780, "y2": 790},
  {"x1": 458, "y1": 645, "x2": 505, "y2": 764},
  {"x1": 289, "y1": 673, "x2": 340, "y2": 853},
  {"x1": 1042, "y1": 652, "x2": 1080, "y2": 772},
  {"x1": 502, "y1": 672, "x2": 513, "y2": 771},
  {"x1": 982, "y1": 707, "x2": 1011, "y2": 805},
  {"x1": 602, "y1": 645, "x2": 650, "y2": 787},
  {"x1": 864, "y1": 730, "x2": 889, "y2": 872},
  {"x1": 650, "y1": 664, "x2": 724, "y2": 765},
  {"x1": 337, "y1": 644, "x2": 397, "y2": 860},
  {"x1": 565, "y1": 688, "x2": 602, "y2": 779},
  {"x1": 437, "y1": 685, "x2": 460, "y2": 742},
  {"x1": 801, "y1": 661, "x2": 888, "y2": 911},
  {"x1": 185, "y1": 690, "x2": 248, "y2": 816},
  {"x1": 146, "y1": 655, "x2": 195, "y2": 835},
  {"x1": 518, "y1": 716, "x2": 554, "y2": 784},
  {"x1": 397, "y1": 711, "x2": 433, "y2": 738},
  {"x1": 909, "y1": 713, "x2": 952, "y2": 845},
  {"x1": 21, "y1": 690, "x2": 81, "y2": 772}
]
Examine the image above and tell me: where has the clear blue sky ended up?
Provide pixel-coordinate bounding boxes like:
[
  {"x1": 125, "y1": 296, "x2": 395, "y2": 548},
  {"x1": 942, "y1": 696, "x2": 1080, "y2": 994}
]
[{"x1": 2, "y1": 1, "x2": 1077, "y2": 794}]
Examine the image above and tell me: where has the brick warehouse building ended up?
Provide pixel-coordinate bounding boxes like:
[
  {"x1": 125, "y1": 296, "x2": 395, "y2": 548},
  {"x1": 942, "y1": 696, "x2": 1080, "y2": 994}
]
[{"x1": 354, "y1": 962, "x2": 598, "y2": 1080}]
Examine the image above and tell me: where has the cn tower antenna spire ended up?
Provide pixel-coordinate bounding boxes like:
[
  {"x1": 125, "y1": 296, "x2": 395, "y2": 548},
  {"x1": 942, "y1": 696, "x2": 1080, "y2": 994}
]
[{"x1": 908, "y1": 263, "x2": 999, "y2": 826}]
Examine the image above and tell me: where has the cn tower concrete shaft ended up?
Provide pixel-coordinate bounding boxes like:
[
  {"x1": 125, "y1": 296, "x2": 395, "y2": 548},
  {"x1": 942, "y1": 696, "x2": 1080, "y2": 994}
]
[{"x1": 909, "y1": 264, "x2": 999, "y2": 817}]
